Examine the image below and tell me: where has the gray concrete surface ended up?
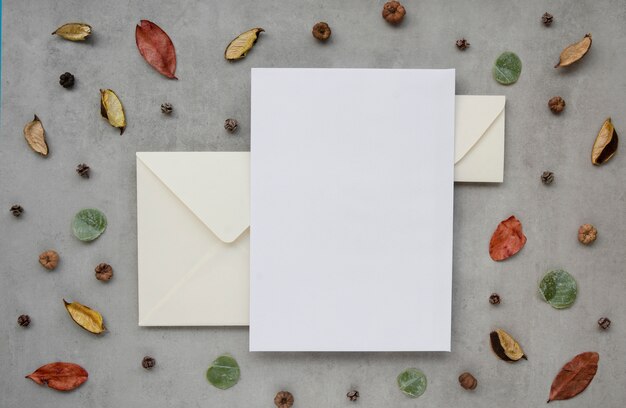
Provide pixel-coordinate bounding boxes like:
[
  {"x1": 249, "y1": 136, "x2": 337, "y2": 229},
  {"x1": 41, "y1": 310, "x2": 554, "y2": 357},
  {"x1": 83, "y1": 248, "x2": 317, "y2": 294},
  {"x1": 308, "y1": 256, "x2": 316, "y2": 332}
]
[{"x1": 1, "y1": 0, "x2": 625, "y2": 407}]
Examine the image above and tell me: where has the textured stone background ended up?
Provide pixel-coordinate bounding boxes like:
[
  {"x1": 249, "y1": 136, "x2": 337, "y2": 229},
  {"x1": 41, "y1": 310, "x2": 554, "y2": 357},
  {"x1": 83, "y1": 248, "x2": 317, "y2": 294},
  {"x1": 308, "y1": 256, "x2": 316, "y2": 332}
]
[{"x1": 1, "y1": 0, "x2": 625, "y2": 407}]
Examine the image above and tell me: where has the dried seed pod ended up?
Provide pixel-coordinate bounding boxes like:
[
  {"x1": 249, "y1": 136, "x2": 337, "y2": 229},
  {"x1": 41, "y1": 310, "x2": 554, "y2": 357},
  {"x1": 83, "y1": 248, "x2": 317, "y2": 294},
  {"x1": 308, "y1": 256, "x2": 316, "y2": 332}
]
[
  {"x1": 346, "y1": 390, "x2": 359, "y2": 401},
  {"x1": 459, "y1": 372, "x2": 477, "y2": 390},
  {"x1": 23, "y1": 115, "x2": 48, "y2": 156},
  {"x1": 59, "y1": 72, "x2": 75, "y2": 88},
  {"x1": 95, "y1": 263, "x2": 113, "y2": 281},
  {"x1": 598, "y1": 317, "x2": 611, "y2": 330},
  {"x1": 17, "y1": 314, "x2": 31, "y2": 327},
  {"x1": 489, "y1": 293, "x2": 501, "y2": 305},
  {"x1": 490, "y1": 329, "x2": 526, "y2": 362},
  {"x1": 555, "y1": 33, "x2": 592, "y2": 68},
  {"x1": 591, "y1": 118, "x2": 618, "y2": 165},
  {"x1": 541, "y1": 171, "x2": 554, "y2": 185},
  {"x1": 578, "y1": 224, "x2": 597, "y2": 245},
  {"x1": 10, "y1": 205, "x2": 23, "y2": 217},
  {"x1": 142, "y1": 356, "x2": 156, "y2": 369},
  {"x1": 161, "y1": 103, "x2": 173, "y2": 114},
  {"x1": 76, "y1": 163, "x2": 90, "y2": 178},
  {"x1": 52, "y1": 23, "x2": 92, "y2": 41},
  {"x1": 382, "y1": 1, "x2": 406, "y2": 25},
  {"x1": 312, "y1": 22, "x2": 331, "y2": 41},
  {"x1": 456, "y1": 38, "x2": 470, "y2": 50},
  {"x1": 274, "y1": 391, "x2": 294, "y2": 408},
  {"x1": 548, "y1": 96, "x2": 565, "y2": 114},
  {"x1": 225, "y1": 28, "x2": 264, "y2": 60},
  {"x1": 100, "y1": 89, "x2": 126, "y2": 134},
  {"x1": 63, "y1": 299, "x2": 106, "y2": 334},
  {"x1": 542, "y1": 12, "x2": 554, "y2": 26},
  {"x1": 224, "y1": 118, "x2": 239, "y2": 133},
  {"x1": 39, "y1": 250, "x2": 59, "y2": 270}
]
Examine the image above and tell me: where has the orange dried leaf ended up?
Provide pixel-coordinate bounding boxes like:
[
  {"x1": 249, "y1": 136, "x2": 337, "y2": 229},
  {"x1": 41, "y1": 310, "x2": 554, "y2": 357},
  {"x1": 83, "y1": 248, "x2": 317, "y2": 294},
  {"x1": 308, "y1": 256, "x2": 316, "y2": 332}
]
[
  {"x1": 25, "y1": 362, "x2": 88, "y2": 391},
  {"x1": 489, "y1": 215, "x2": 527, "y2": 261},
  {"x1": 548, "y1": 352, "x2": 599, "y2": 403},
  {"x1": 135, "y1": 20, "x2": 177, "y2": 79}
]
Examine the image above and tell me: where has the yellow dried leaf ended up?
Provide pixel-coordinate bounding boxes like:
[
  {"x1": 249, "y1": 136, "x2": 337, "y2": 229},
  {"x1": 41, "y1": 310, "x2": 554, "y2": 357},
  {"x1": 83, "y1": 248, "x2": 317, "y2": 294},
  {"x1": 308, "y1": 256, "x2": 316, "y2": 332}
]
[
  {"x1": 224, "y1": 28, "x2": 264, "y2": 60},
  {"x1": 23, "y1": 115, "x2": 48, "y2": 156},
  {"x1": 591, "y1": 118, "x2": 619, "y2": 165},
  {"x1": 555, "y1": 33, "x2": 592, "y2": 68},
  {"x1": 63, "y1": 299, "x2": 106, "y2": 334},
  {"x1": 490, "y1": 329, "x2": 526, "y2": 362},
  {"x1": 100, "y1": 89, "x2": 126, "y2": 135},
  {"x1": 52, "y1": 23, "x2": 92, "y2": 41}
]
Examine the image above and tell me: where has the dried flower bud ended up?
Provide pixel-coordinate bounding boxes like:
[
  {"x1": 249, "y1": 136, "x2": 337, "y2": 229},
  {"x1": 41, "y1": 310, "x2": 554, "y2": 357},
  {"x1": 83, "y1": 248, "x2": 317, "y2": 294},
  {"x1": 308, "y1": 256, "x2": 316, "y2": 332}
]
[
  {"x1": 274, "y1": 391, "x2": 294, "y2": 408},
  {"x1": 312, "y1": 22, "x2": 331, "y2": 41},
  {"x1": 542, "y1": 12, "x2": 554, "y2": 26},
  {"x1": 142, "y1": 356, "x2": 156, "y2": 369},
  {"x1": 541, "y1": 171, "x2": 554, "y2": 185},
  {"x1": 346, "y1": 390, "x2": 359, "y2": 401},
  {"x1": 95, "y1": 263, "x2": 113, "y2": 281},
  {"x1": 598, "y1": 317, "x2": 611, "y2": 330},
  {"x1": 39, "y1": 250, "x2": 59, "y2": 270},
  {"x1": 489, "y1": 293, "x2": 501, "y2": 305},
  {"x1": 456, "y1": 38, "x2": 470, "y2": 50},
  {"x1": 578, "y1": 224, "x2": 597, "y2": 245},
  {"x1": 76, "y1": 163, "x2": 90, "y2": 178},
  {"x1": 224, "y1": 118, "x2": 239, "y2": 133},
  {"x1": 161, "y1": 103, "x2": 173, "y2": 114},
  {"x1": 459, "y1": 372, "x2": 478, "y2": 390},
  {"x1": 10, "y1": 204, "x2": 23, "y2": 217},
  {"x1": 382, "y1": 1, "x2": 406, "y2": 25},
  {"x1": 59, "y1": 72, "x2": 75, "y2": 88},
  {"x1": 548, "y1": 96, "x2": 566, "y2": 114},
  {"x1": 17, "y1": 314, "x2": 31, "y2": 327}
]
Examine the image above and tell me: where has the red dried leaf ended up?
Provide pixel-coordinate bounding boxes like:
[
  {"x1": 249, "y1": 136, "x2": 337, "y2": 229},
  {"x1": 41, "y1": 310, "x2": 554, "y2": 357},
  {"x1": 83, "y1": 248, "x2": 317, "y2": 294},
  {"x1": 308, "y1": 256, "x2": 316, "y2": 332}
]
[
  {"x1": 548, "y1": 352, "x2": 599, "y2": 403},
  {"x1": 25, "y1": 362, "x2": 88, "y2": 391},
  {"x1": 135, "y1": 20, "x2": 177, "y2": 79},
  {"x1": 489, "y1": 215, "x2": 527, "y2": 261}
]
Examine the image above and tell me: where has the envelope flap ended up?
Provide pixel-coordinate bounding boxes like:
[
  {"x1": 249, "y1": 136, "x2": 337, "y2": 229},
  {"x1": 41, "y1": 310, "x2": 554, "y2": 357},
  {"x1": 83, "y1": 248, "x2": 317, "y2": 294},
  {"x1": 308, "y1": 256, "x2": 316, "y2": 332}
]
[
  {"x1": 455, "y1": 95, "x2": 505, "y2": 163},
  {"x1": 137, "y1": 152, "x2": 250, "y2": 243}
]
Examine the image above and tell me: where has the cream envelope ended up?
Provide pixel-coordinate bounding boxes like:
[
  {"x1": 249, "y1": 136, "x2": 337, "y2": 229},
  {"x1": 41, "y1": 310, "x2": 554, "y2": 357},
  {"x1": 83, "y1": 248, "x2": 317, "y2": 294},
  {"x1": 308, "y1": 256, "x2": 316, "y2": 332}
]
[
  {"x1": 137, "y1": 152, "x2": 250, "y2": 326},
  {"x1": 454, "y1": 95, "x2": 506, "y2": 183}
]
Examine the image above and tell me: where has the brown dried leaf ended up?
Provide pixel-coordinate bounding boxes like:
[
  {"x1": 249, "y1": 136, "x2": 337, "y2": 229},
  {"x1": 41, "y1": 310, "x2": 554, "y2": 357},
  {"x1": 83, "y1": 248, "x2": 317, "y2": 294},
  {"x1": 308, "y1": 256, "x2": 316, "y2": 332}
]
[
  {"x1": 100, "y1": 89, "x2": 126, "y2": 134},
  {"x1": 224, "y1": 28, "x2": 264, "y2": 60},
  {"x1": 490, "y1": 329, "x2": 526, "y2": 362},
  {"x1": 548, "y1": 352, "x2": 599, "y2": 403},
  {"x1": 63, "y1": 299, "x2": 106, "y2": 334},
  {"x1": 23, "y1": 115, "x2": 48, "y2": 156},
  {"x1": 135, "y1": 20, "x2": 177, "y2": 79},
  {"x1": 25, "y1": 362, "x2": 88, "y2": 391},
  {"x1": 489, "y1": 215, "x2": 527, "y2": 261},
  {"x1": 591, "y1": 118, "x2": 618, "y2": 165},
  {"x1": 52, "y1": 23, "x2": 92, "y2": 41},
  {"x1": 555, "y1": 33, "x2": 592, "y2": 68}
]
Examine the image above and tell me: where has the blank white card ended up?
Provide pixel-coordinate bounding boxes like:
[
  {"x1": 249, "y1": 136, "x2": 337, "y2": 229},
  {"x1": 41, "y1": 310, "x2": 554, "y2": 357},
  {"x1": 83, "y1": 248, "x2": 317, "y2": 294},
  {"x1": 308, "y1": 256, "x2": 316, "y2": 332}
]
[{"x1": 250, "y1": 69, "x2": 455, "y2": 351}]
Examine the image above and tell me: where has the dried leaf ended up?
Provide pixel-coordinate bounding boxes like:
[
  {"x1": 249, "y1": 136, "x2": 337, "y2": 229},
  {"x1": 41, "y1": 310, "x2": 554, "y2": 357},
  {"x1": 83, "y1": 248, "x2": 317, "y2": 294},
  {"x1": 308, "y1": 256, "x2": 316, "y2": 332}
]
[
  {"x1": 591, "y1": 118, "x2": 618, "y2": 165},
  {"x1": 490, "y1": 329, "x2": 526, "y2": 362},
  {"x1": 224, "y1": 28, "x2": 264, "y2": 60},
  {"x1": 72, "y1": 208, "x2": 107, "y2": 241},
  {"x1": 135, "y1": 20, "x2": 177, "y2": 79},
  {"x1": 397, "y1": 368, "x2": 427, "y2": 398},
  {"x1": 100, "y1": 89, "x2": 126, "y2": 134},
  {"x1": 23, "y1": 115, "x2": 48, "y2": 156},
  {"x1": 206, "y1": 355, "x2": 240, "y2": 389},
  {"x1": 555, "y1": 33, "x2": 592, "y2": 68},
  {"x1": 52, "y1": 23, "x2": 92, "y2": 41},
  {"x1": 548, "y1": 352, "x2": 599, "y2": 403},
  {"x1": 493, "y1": 51, "x2": 522, "y2": 85},
  {"x1": 63, "y1": 299, "x2": 106, "y2": 334},
  {"x1": 539, "y1": 269, "x2": 577, "y2": 309},
  {"x1": 489, "y1": 215, "x2": 527, "y2": 261},
  {"x1": 26, "y1": 362, "x2": 88, "y2": 391}
]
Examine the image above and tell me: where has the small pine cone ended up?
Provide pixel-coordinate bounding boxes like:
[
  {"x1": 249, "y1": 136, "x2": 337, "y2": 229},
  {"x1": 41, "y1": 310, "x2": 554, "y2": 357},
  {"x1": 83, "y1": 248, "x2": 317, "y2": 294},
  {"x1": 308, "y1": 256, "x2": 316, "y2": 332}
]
[
  {"x1": 224, "y1": 118, "x2": 239, "y2": 133},
  {"x1": 95, "y1": 263, "x2": 113, "y2": 281},
  {"x1": 274, "y1": 391, "x2": 294, "y2": 408},
  {"x1": 39, "y1": 250, "x2": 59, "y2": 270},
  {"x1": 76, "y1": 163, "x2": 90, "y2": 178},
  {"x1": 456, "y1": 38, "x2": 470, "y2": 50},
  {"x1": 161, "y1": 103, "x2": 173, "y2": 114},
  {"x1": 142, "y1": 356, "x2": 156, "y2": 369},
  {"x1": 548, "y1": 96, "x2": 566, "y2": 114},
  {"x1": 59, "y1": 72, "x2": 75, "y2": 88},
  {"x1": 541, "y1": 171, "x2": 554, "y2": 185},
  {"x1": 489, "y1": 293, "x2": 501, "y2": 305},
  {"x1": 578, "y1": 224, "x2": 597, "y2": 245},
  {"x1": 542, "y1": 12, "x2": 554, "y2": 26},
  {"x1": 10, "y1": 205, "x2": 23, "y2": 217},
  {"x1": 312, "y1": 22, "x2": 331, "y2": 41},
  {"x1": 598, "y1": 317, "x2": 611, "y2": 330},
  {"x1": 346, "y1": 390, "x2": 359, "y2": 401},
  {"x1": 17, "y1": 314, "x2": 31, "y2": 327}
]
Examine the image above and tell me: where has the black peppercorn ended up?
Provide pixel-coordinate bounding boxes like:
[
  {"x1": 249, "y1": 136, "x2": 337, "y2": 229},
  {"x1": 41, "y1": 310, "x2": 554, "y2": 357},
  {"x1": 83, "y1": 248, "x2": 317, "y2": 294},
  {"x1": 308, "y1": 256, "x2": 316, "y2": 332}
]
[
  {"x1": 224, "y1": 118, "x2": 239, "y2": 133},
  {"x1": 10, "y1": 205, "x2": 23, "y2": 217},
  {"x1": 59, "y1": 72, "x2": 75, "y2": 88},
  {"x1": 489, "y1": 293, "x2": 501, "y2": 305},
  {"x1": 346, "y1": 390, "x2": 359, "y2": 401},
  {"x1": 541, "y1": 171, "x2": 554, "y2": 185},
  {"x1": 598, "y1": 317, "x2": 611, "y2": 330},
  {"x1": 142, "y1": 356, "x2": 156, "y2": 369},
  {"x1": 17, "y1": 314, "x2": 31, "y2": 327},
  {"x1": 161, "y1": 103, "x2": 173, "y2": 114},
  {"x1": 76, "y1": 163, "x2": 90, "y2": 178},
  {"x1": 456, "y1": 38, "x2": 470, "y2": 50}
]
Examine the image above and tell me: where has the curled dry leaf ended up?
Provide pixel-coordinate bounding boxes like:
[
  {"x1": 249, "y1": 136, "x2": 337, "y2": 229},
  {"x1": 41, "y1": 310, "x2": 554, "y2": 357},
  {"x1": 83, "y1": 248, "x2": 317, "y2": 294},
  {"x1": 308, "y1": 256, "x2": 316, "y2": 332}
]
[
  {"x1": 52, "y1": 23, "x2": 92, "y2": 41},
  {"x1": 100, "y1": 89, "x2": 126, "y2": 134},
  {"x1": 591, "y1": 118, "x2": 618, "y2": 165},
  {"x1": 63, "y1": 299, "x2": 106, "y2": 334},
  {"x1": 490, "y1": 329, "x2": 526, "y2": 362},
  {"x1": 489, "y1": 215, "x2": 527, "y2": 261},
  {"x1": 135, "y1": 20, "x2": 177, "y2": 79},
  {"x1": 225, "y1": 28, "x2": 264, "y2": 60},
  {"x1": 25, "y1": 362, "x2": 88, "y2": 391},
  {"x1": 23, "y1": 115, "x2": 48, "y2": 156},
  {"x1": 548, "y1": 352, "x2": 599, "y2": 403},
  {"x1": 555, "y1": 33, "x2": 592, "y2": 68}
]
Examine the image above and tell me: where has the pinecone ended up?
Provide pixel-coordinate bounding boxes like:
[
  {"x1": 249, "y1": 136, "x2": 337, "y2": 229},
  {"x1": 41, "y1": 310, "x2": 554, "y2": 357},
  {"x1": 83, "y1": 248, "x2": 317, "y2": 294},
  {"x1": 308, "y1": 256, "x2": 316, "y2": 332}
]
[
  {"x1": 489, "y1": 293, "x2": 501, "y2": 305},
  {"x1": 95, "y1": 263, "x2": 113, "y2": 281},
  {"x1": 456, "y1": 38, "x2": 470, "y2": 50},
  {"x1": 17, "y1": 314, "x2": 31, "y2": 327},
  {"x1": 346, "y1": 390, "x2": 359, "y2": 401},
  {"x1": 224, "y1": 118, "x2": 239, "y2": 133},
  {"x1": 142, "y1": 356, "x2": 156, "y2": 369},
  {"x1": 542, "y1": 12, "x2": 554, "y2": 26},
  {"x1": 76, "y1": 163, "x2": 90, "y2": 178},
  {"x1": 59, "y1": 72, "x2": 75, "y2": 88},
  {"x1": 10, "y1": 205, "x2": 23, "y2": 217},
  {"x1": 161, "y1": 103, "x2": 173, "y2": 114},
  {"x1": 598, "y1": 317, "x2": 611, "y2": 330},
  {"x1": 541, "y1": 171, "x2": 554, "y2": 185}
]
